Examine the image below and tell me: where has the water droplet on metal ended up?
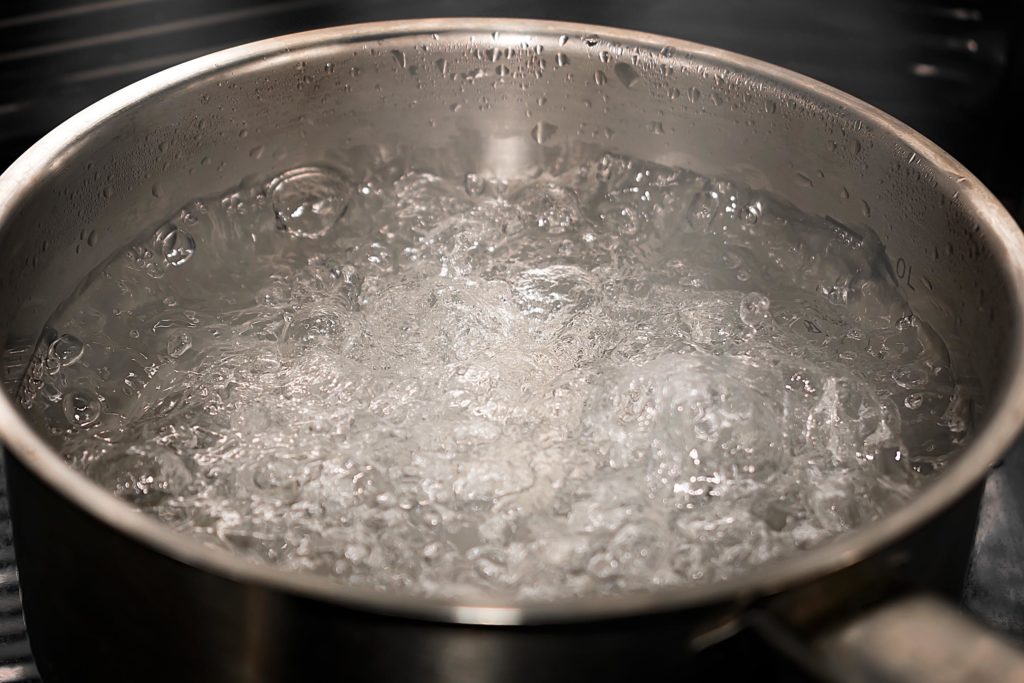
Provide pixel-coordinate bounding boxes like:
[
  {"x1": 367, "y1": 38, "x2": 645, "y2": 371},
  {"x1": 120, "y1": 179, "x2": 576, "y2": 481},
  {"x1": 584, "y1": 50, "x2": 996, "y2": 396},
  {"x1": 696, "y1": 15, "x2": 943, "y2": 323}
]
[
  {"x1": 614, "y1": 62, "x2": 639, "y2": 88},
  {"x1": 391, "y1": 50, "x2": 407, "y2": 69},
  {"x1": 558, "y1": 35, "x2": 569, "y2": 46},
  {"x1": 795, "y1": 172, "x2": 814, "y2": 188},
  {"x1": 687, "y1": 87, "x2": 701, "y2": 103},
  {"x1": 556, "y1": 53, "x2": 569, "y2": 68},
  {"x1": 531, "y1": 121, "x2": 558, "y2": 144},
  {"x1": 594, "y1": 70, "x2": 607, "y2": 86}
]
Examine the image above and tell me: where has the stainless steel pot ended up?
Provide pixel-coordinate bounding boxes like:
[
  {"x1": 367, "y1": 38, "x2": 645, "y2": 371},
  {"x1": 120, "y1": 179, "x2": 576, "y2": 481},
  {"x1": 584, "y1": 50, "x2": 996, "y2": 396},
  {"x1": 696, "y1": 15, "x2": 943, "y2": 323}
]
[{"x1": 1, "y1": 19, "x2": 1024, "y2": 683}]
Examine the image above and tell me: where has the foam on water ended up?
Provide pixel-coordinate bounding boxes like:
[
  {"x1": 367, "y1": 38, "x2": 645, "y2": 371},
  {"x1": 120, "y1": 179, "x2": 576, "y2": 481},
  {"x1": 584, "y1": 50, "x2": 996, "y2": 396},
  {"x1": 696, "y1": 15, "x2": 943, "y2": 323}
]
[{"x1": 18, "y1": 147, "x2": 972, "y2": 600}]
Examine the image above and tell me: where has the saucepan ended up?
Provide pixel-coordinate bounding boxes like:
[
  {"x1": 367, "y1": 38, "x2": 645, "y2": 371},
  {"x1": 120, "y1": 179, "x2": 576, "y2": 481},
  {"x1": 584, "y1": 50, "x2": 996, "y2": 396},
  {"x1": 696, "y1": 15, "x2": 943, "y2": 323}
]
[{"x1": 1, "y1": 19, "x2": 1023, "y2": 682}]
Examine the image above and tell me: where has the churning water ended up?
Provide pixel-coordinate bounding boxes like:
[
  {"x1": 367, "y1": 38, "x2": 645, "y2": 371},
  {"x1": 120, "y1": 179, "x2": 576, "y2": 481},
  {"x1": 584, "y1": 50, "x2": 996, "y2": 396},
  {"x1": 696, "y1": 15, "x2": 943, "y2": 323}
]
[{"x1": 18, "y1": 146, "x2": 971, "y2": 600}]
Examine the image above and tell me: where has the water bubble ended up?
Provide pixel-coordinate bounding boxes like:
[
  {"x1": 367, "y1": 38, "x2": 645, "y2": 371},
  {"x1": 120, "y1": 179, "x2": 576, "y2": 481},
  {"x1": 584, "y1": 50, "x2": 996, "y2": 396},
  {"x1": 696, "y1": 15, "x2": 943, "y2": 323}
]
[
  {"x1": 739, "y1": 293, "x2": 771, "y2": 327},
  {"x1": 167, "y1": 331, "x2": 192, "y2": 358},
  {"x1": 63, "y1": 389, "x2": 101, "y2": 427},
  {"x1": 154, "y1": 224, "x2": 196, "y2": 267},
  {"x1": 891, "y1": 364, "x2": 929, "y2": 390},
  {"x1": 687, "y1": 190, "x2": 720, "y2": 229},
  {"x1": 412, "y1": 504, "x2": 443, "y2": 529},
  {"x1": 48, "y1": 334, "x2": 84, "y2": 367},
  {"x1": 939, "y1": 386, "x2": 971, "y2": 432},
  {"x1": 904, "y1": 393, "x2": 925, "y2": 410},
  {"x1": 587, "y1": 552, "x2": 619, "y2": 580},
  {"x1": 423, "y1": 542, "x2": 444, "y2": 562},
  {"x1": 91, "y1": 445, "x2": 191, "y2": 506},
  {"x1": 613, "y1": 63, "x2": 639, "y2": 88},
  {"x1": 826, "y1": 285, "x2": 849, "y2": 306},
  {"x1": 741, "y1": 203, "x2": 762, "y2": 225},
  {"x1": 269, "y1": 167, "x2": 350, "y2": 239},
  {"x1": 345, "y1": 543, "x2": 369, "y2": 564},
  {"x1": 464, "y1": 172, "x2": 484, "y2": 196},
  {"x1": 670, "y1": 546, "x2": 702, "y2": 578}
]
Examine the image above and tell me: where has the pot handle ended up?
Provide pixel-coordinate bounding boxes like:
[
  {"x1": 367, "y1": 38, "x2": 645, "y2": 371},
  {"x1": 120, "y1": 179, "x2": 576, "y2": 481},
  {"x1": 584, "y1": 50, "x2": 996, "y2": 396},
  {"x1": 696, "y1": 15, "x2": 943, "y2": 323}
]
[{"x1": 812, "y1": 594, "x2": 1024, "y2": 683}]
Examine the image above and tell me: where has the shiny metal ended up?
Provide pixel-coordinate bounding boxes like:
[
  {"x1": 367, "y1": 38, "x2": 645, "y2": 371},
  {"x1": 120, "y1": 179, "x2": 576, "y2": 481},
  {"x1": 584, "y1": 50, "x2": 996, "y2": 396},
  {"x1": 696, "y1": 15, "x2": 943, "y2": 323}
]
[
  {"x1": 817, "y1": 595, "x2": 1024, "y2": 683},
  {"x1": 0, "y1": 18, "x2": 1023, "y2": 681}
]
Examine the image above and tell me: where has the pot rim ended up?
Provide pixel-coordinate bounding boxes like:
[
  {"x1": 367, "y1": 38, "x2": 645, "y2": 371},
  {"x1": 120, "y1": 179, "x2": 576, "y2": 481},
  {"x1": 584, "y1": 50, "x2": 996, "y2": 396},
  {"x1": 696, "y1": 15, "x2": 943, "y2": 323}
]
[{"x1": 1, "y1": 17, "x2": 1023, "y2": 626}]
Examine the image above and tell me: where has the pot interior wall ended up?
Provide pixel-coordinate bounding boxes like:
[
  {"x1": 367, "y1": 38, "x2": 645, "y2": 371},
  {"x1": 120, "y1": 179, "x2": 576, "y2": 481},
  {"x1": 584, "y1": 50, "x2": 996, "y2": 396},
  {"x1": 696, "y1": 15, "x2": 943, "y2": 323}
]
[{"x1": 0, "y1": 25, "x2": 1015, "y2": 436}]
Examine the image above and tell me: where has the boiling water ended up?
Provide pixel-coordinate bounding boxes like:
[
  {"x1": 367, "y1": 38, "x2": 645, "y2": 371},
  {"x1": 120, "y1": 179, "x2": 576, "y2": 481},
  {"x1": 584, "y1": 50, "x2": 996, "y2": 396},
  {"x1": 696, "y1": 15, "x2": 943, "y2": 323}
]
[{"x1": 18, "y1": 147, "x2": 971, "y2": 600}]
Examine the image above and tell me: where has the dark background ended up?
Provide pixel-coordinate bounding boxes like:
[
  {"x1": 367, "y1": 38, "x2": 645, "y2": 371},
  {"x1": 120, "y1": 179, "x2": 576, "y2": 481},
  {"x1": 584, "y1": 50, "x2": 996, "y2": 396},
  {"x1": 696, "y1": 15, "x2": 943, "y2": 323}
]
[
  {"x1": 2, "y1": 0, "x2": 1023, "y2": 216},
  {"x1": 0, "y1": 1, "x2": 1022, "y2": 680}
]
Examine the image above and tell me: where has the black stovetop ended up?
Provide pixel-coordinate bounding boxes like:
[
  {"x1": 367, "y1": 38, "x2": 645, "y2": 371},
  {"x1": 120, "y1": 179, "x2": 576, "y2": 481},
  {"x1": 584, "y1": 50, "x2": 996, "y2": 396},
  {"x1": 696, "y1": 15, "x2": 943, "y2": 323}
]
[{"x1": 0, "y1": 2, "x2": 1022, "y2": 680}]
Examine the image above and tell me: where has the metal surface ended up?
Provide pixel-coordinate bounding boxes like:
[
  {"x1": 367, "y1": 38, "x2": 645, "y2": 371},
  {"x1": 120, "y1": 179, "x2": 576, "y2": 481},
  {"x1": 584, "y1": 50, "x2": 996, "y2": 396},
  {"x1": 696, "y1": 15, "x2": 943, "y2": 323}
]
[
  {"x1": 0, "y1": 17, "x2": 1023, "y2": 681},
  {"x1": 817, "y1": 594, "x2": 1024, "y2": 683}
]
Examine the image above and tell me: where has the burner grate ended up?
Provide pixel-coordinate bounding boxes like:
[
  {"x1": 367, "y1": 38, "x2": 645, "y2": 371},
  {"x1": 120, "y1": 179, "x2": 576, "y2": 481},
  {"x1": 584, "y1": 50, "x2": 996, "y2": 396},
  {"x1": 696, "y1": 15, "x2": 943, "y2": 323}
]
[{"x1": 0, "y1": 469, "x2": 37, "y2": 683}]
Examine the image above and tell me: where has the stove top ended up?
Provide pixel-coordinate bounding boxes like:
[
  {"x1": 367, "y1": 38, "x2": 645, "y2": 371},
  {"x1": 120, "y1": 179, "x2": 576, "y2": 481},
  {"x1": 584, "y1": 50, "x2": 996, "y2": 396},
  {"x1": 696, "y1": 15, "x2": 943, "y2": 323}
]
[{"x1": 0, "y1": 1, "x2": 1022, "y2": 679}]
